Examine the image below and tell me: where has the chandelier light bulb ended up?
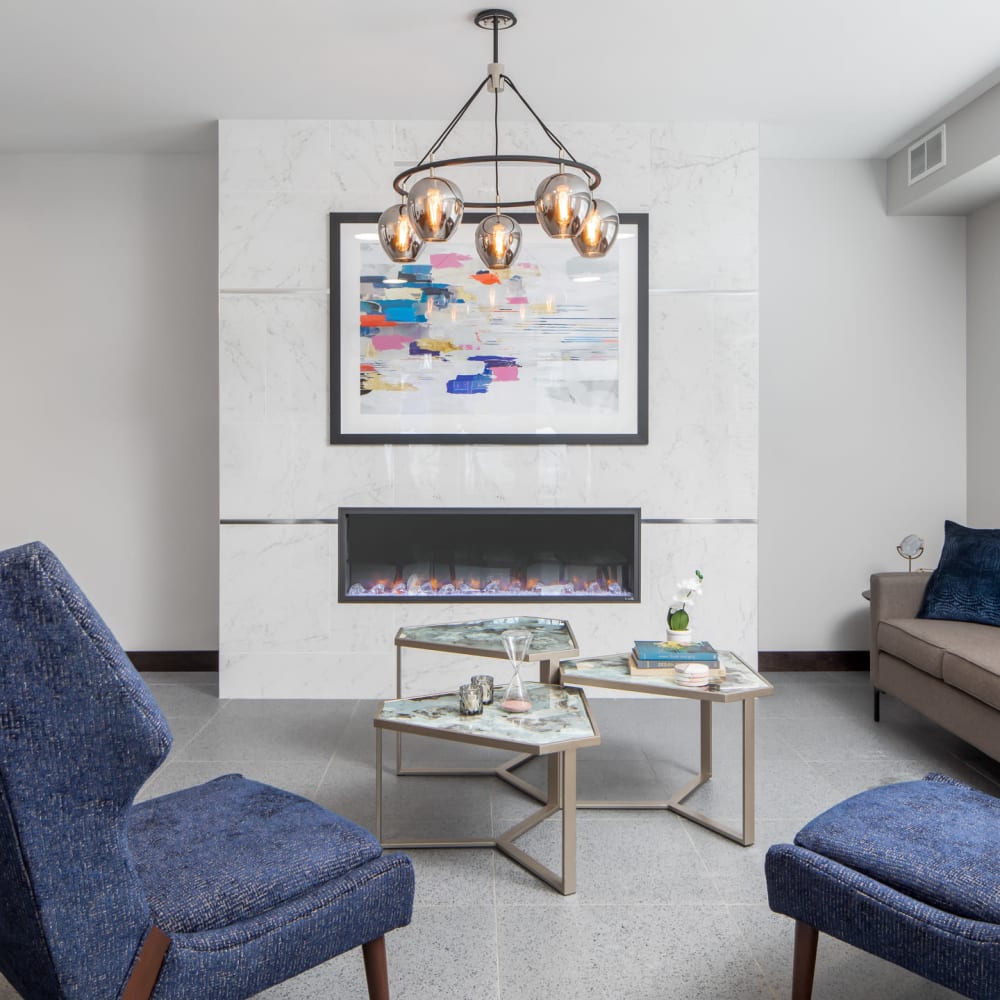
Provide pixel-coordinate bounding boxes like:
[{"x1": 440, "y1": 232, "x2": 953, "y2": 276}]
[
  {"x1": 377, "y1": 204, "x2": 424, "y2": 263},
  {"x1": 426, "y1": 187, "x2": 443, "y2": 231},
  {"x1": 393, "y1": 214, "x2": 412, "y2": 252},
  {"x1": 571, "y1": 199, "x2": 620, "y2": 258},
  {"x1": 556, "y1": 188, "x2": 572, "y2": 225},
  {"x1": 475, "y1": 213, "x2": 522, "y2": 270},
  {"x1": 407, "y1": 175, "x2": 464, "y2": 242},
  {"x1": 534, "y1": 172, "x2": 592, "y2": 239}
]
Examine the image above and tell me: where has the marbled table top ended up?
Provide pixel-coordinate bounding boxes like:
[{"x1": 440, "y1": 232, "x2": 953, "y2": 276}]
[
  {"x1": 375, "y1": 683, "x2": 597, "y2": 749},
  {"x1": 395, "y1": 616, "x2": 578, "y2": 658},
  {"x1": 559, "y1": 652, "x2": 773, "y2": 700}
]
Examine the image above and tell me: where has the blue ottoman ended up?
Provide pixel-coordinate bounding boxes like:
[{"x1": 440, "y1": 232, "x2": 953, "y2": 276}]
[{"x1": 765, "y1": 774, "x2": 1000, "y2": 999}]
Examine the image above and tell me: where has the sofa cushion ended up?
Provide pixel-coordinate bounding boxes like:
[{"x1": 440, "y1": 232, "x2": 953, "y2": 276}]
[
  {"x1": 876, "y1": 618, "x2": 982, "y2": 679},
  {"x1": 942, "y1": 636, "x2": 1000, "y2": 712},
  {"x1": 794, "y1": 775, "x2": 1000, "y2": 923},
  {"x1": 919, "y1": 520, "x2": 1000, "y2": 627}
]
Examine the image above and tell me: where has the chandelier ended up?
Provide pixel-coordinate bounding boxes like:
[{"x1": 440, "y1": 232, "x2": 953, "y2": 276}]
[{"x1": 378, "y1": 8, "x2": 619, "y2": 270}]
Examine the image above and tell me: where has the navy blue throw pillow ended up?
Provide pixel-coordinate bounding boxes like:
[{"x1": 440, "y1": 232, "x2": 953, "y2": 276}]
[{"x1": 918, "y1": 520, "x2": 1000, "y2": 627}]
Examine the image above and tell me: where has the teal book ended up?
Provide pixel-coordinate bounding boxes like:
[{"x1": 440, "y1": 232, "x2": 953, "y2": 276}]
[{"x1": 633, "y1": 640, "x2": 718, "y2": 662}]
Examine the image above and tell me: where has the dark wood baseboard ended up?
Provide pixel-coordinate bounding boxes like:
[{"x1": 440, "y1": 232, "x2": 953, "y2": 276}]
[
  {"x1": 125, "y1": 650, "x2": 868, "y2": 674},
  {"x1": 127, "y1": 651, "x2": 219, "y2": 673},
  {"x1": 759, "y1": 651, "x2": 869, "y2": 672}
]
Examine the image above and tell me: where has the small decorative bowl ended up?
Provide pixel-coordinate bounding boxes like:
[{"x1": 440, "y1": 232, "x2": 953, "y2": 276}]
[{"x1": 675, "y1": 663, "x2": 710, "y2": 687}]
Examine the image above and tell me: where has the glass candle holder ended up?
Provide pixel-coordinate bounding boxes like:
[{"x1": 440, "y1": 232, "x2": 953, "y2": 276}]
[
  {"x1": 472, "y1": 674, "x2": 494, "y2": 705},
  {"x1": 458, "y1": 682, "x2": 484, "y2": 715}
]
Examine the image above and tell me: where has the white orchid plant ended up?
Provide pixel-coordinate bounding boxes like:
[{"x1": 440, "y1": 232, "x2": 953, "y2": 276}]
[{"x1": 668, "y1": 570, "x2": 704, "y2": 632}]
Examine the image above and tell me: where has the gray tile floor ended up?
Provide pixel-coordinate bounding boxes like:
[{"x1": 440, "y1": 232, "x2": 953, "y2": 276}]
[{"x1": 5, "y1": 670, "x2": 993, "y2": 999}]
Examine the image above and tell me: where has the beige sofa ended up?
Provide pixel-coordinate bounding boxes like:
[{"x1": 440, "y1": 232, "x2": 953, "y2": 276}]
[{"x1": 870, "y1": 571, "x2": 1000, "y2": 759}]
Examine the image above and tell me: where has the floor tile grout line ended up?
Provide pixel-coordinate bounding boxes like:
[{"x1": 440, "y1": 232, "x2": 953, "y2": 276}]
[
  {"x1": 724, "y1": 901, "x2": 783, "y2": 1000},
  {"x1": 312, "y1": 697, "x2": 362, "y2": 798},
  {"x1": 491, "y1": 850, "x2": 502, "y2": 1000}
]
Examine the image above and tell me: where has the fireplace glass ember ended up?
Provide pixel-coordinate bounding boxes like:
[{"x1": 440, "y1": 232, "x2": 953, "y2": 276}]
[{"x1": 339, "y1": 508, "x2": 640, "y2": 603}]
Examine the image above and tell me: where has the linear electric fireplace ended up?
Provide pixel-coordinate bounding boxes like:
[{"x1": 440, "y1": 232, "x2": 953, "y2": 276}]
[{"x1": 339, "y1": 508, "x2": 640, "y2": 603}]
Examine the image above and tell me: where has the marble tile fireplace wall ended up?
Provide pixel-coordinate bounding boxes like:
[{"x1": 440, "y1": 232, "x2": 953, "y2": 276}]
[{"x1": 219, "y1": 120, "x2": 759, "y2": 698}]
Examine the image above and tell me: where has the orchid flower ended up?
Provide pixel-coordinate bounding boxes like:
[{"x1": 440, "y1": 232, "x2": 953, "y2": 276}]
[{"x1": 668, "y1": 570, "x2": 704, "y2": 631}]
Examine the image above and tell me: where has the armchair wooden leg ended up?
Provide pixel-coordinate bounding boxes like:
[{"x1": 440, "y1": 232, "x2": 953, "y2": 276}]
[
  {"x1": 792, "y1": 921, "x2": 819, "y2": 1000},
  {"x1": 873, "y1": 689, "x2": 880, "y2": 722},
  {"x1": 362, "y1": 936, "x2": 389, "y2": 1000}
]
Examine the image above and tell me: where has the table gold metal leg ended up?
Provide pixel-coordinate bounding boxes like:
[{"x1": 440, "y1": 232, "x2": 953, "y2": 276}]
[
  {"x1": 561, "y1": 749, "x2": 577, "y2": 894},
  {"x1": 667, "y1": 698, "x2": 755, "y2": 846},
  {"x1": 395, "y1": 646, "x2": 403, "y2": 777},
  {"x1": 383, "y1": 743, "x2": 579, "y2": 894},
  {"x1": 494, "y1": 747, "x2": 577, "y2": 895},
  {"x1": 742, "y1": 697, "x2": 756, "y2": 846},
  {"x1": 375, "y1": 726, "x2": 383, "y2": 842},
  {"x1": 700, "y1": 699, "x2": 713, "y2": 780}
]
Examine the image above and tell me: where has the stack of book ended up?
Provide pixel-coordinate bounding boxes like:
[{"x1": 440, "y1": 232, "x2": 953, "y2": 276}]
[{"x1": 628, "y1": 640, "x2": 720, "y2": 678}]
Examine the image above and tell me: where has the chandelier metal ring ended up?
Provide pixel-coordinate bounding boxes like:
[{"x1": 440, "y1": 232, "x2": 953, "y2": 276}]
[{"x1": 392, "y1": 154, "x2": 602, "y2": 210}]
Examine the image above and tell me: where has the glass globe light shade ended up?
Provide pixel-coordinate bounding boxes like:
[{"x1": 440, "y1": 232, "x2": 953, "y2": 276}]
[
  {"x1": 378, "y1": 204, "x2": 423, "y2": 263},
  {"x1": 474, "y1": 214, "x2": 522, "y2": 270},
  {"x1": 407, "y1": 175, "x2": 464, "y2": 241},
  {"x1": 571, "y1": 199, "x2": 620, "y2": 258},
  {"x1": 534, "y1": 172, "x2": 593, "y2": 238}
]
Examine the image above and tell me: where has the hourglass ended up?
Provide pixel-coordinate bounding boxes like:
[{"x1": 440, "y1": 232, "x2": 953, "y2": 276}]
[{"x1": 500, "y1": 628, "x2": 532, "y2": 713}]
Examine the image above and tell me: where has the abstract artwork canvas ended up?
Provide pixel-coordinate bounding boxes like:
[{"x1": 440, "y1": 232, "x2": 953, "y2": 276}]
[{"x1": 330, "y1": 212, "x2": 648, "y2": 444}]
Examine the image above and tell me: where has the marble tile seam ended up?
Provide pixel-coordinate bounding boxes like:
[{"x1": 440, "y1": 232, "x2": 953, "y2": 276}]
[{"x1": 219, "y1": 517, "x2": 759, "y2": 525}]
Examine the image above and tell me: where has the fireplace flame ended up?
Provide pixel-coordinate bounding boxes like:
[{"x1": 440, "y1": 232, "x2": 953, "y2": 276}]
[{"x1": 347, "y1": 573, "x2": 629, "y2": 599}]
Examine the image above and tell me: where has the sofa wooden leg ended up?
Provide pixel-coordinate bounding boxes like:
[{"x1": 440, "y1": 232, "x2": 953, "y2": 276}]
[
  {"x1": 792, "y1": 921, "x2": 818, "y2": 1000},
  {"x1": 362, "y1": 936, "x2": 389, "y2": 1000},
  {"x1": 873, "y1": 689, "x2": 880, "y2": 722}
]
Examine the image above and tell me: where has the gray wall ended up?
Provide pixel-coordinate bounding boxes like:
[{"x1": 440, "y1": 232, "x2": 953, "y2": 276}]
[
  {"x1": 760, "y1": 159, "x2": 967, "y2": 651},
  {"x1": 967, "y1": 197, "x2": 1000, "y2": 527},
  {"x1": 0, "y1": 153, "x2": 218, "y2": 649},
  {"x1": 0, "y1": 150, "x2": 978, "y2": 655}
]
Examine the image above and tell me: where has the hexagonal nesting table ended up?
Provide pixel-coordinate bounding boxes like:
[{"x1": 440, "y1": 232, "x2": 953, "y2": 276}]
[
  {"x1": 375, "y1": 682, "x2": 599, "y2": 894},
  {"x1": 559, "y1": 651, "x2": 773, "y2": 846},
  {"x1": 393, "y1": 616, "x2": 579, "y2": 801}
]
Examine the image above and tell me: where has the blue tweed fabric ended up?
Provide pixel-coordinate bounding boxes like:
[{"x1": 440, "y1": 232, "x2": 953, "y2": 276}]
[
  {"x1": 919, "y1": 519, "x2": 1000, "y2": 627},
  {"x1": 129, "y1": 774, "x2": 384, "y2": 933},
  {"x1": 0, "y1": 542, "x2": 415, "y2": 1000},
  {"x1": 766, "y1": 774, "x2": 1000, "y2": 999}
]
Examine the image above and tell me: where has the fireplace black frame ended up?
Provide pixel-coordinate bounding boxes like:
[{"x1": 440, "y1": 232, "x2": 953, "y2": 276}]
[{"x1": 338, "y1": 507, "x2": 641, "y2": 603}]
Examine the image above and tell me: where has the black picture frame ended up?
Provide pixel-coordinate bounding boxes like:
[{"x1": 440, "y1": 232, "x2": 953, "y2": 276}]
[{"x1": 330, "y1": 211, "x2": 649, "y2": 445}]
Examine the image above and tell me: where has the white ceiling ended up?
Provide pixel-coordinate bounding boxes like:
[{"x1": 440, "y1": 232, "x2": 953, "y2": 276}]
[{"x1": 2, "y1": 0, "x2": 1000, "y2": 158}]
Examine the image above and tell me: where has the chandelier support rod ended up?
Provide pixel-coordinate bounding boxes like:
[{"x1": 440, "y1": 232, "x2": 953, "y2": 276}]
[
  {"x1": 500, "y1": 75, "x2": 581, "y2": 167},
  {"x1": 493, "y1": 77, "x2": 501, "y2": 213},
  {"x1": 413, "y1": 76, "x2": 491, "y2": 174}
]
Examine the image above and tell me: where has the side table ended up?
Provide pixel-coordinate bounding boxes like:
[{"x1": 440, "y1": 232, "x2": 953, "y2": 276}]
[
  {"x1": 559, "y1": 651, "x2": 773, "y2": 846},
  {"x1": 393, "y1": 616, "x2": 579, "y2": 800},
  {"x1": 374, "y1": 683, "x2": 600, "y2": 894}
]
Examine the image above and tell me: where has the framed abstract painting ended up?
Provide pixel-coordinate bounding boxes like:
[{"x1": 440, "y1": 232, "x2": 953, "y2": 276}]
[{"x1": 329, "y1": 212, "x2": 648, "y2": 445}]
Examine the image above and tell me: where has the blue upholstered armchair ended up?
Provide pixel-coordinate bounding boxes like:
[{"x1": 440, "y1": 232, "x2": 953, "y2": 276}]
[
  {"x1": 0, "y1": 542, "x2": 414, "y2": 1000},
  {"x1": 766, "y1": 774, "x2": 1000, "y2": 999}
]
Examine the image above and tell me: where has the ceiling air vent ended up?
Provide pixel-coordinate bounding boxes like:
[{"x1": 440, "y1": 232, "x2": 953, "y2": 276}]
[{"x1": 908, "y1": 124, "x2": 946, "y2": 185}]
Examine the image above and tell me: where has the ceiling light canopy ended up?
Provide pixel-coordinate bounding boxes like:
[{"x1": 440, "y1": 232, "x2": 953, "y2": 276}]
[{"x1": 379, "y1": 8, "x2": 618, "y2": 271}]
